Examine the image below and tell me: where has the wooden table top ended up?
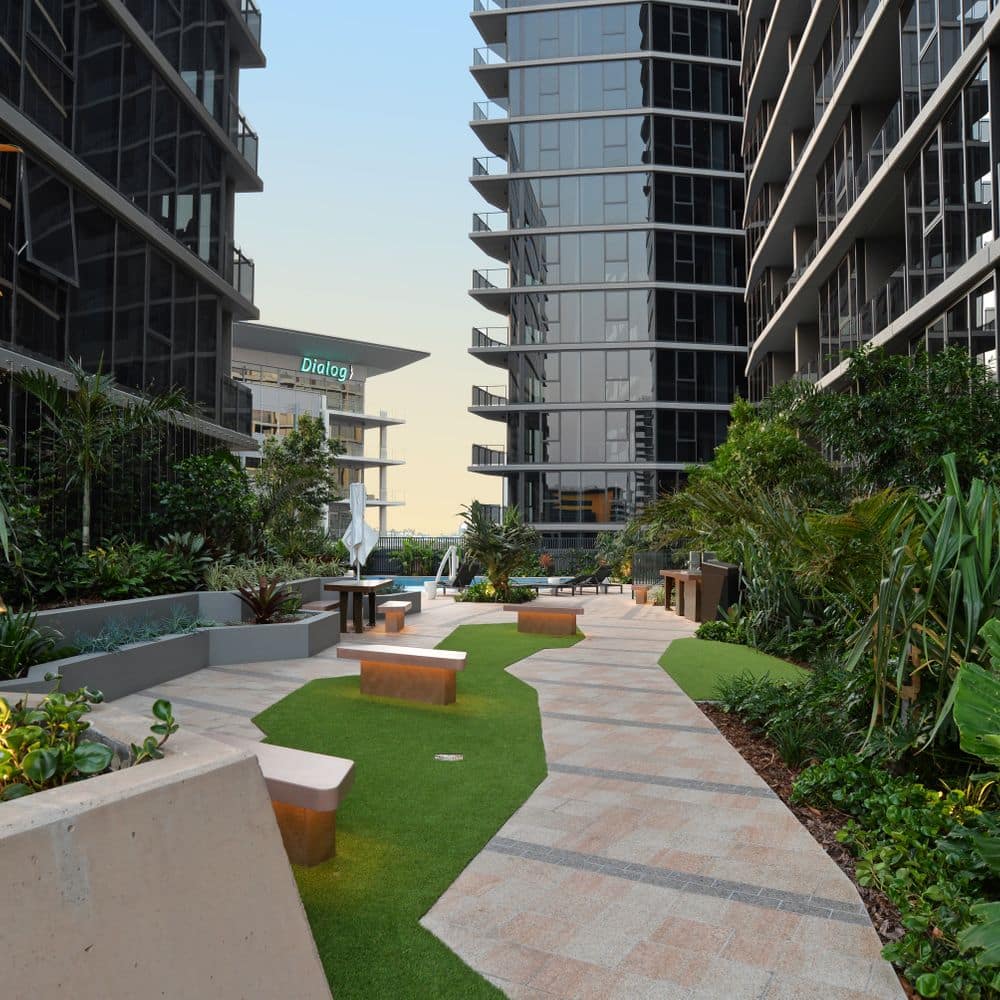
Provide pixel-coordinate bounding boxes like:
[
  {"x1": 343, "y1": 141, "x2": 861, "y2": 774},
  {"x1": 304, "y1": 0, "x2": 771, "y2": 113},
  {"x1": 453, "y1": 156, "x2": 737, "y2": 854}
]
[
  {"x1": 659, "y1": 569, "x2": 703, "y2": 582},
  {"x1": 323, "y1": 578, "x2": 394, "y2": 594}
]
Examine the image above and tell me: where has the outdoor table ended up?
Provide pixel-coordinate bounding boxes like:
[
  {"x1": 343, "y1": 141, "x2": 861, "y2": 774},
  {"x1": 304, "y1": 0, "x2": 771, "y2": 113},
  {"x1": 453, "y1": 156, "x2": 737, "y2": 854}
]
[
  {"x1": 659, "y1": 569, "x2": 703, "y2": 622},
  {"x1": 324, "y1": 578, "x2": 394, "y2": 634}
]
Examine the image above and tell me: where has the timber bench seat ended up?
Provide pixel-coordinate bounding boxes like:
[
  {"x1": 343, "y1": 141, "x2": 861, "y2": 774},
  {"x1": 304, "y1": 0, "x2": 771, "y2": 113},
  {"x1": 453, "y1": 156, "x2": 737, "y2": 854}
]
[
  {"x1": 380, "y1": 600, "x2": 412, "y2": 633},
  {"x1": 337, "y1": 643, "x2": 467, "y2": 705},
  {"x1": 505, "y1": 603, "x2": 583, "y2": 636},
  {"x1": 302, "y1": 600, "x2": 340, "y2": 613},
  {"x1": 213, "y1": 735, "x2": 354, "y2": 867}
]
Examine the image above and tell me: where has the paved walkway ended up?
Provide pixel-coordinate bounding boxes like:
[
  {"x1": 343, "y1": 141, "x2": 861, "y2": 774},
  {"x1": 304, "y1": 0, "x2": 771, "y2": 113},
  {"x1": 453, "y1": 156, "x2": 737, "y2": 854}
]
[{"x1": 117, "y1": 594, "x2": 903, "y2": 1000}]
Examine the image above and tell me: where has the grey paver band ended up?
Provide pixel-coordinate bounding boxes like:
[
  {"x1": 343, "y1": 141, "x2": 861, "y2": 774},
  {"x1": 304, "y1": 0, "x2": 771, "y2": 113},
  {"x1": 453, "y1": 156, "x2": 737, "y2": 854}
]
[
  {"x1": 548, "y1": 762, "x2": 776, "y2": 798},
  {"x1": 484, "y1": 837, "x2": 870, "y2": 925},
  {"x1": 527, "y1": 656, "x2": 665, "y2": 672},
  {"x1": 542, "y1": 710, "x2": 715, "y2": 733},
  {"x1": 529, "y1": 676, "x2": 683, "y2": 696},
  {"x1": 204, "y1": 665, "x2": 313, "y2": 684},
  {"x1": 134, "y1": 691, "x2": 257, "y2": 718}
]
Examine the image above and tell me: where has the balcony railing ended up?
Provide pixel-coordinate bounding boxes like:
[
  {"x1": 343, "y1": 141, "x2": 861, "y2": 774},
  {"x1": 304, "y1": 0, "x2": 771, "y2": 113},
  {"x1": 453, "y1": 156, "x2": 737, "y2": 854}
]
[
  {"x1": 232, "y1": 246, "x2": 255, "y2": 302},
  {"x1": 240, "y1": 0, "x2": 262, "y2": 46},
  {"x1": 813, "y1": 0, "x2": 883, "y2": 123},
  {"x1": 229, "y1": 98, "x2": 259, "y2": 173},
  {"x1": 472, "y1": 0, "x2": 506, "y2": 10},
  {"x1": 472, "y1": 327, "x2": 510, "y2": 348},
  {"x1": 759, "y1": 100, "x2": 902, "y2": 333},
  {"x1": 472, "y1": 155, "x2": 506, "y2": 176},
  {"x1": 472, "y1": 268, "x2": 510, "y2": 290},
  {"x1": 472, "y1": 386, "x2": 508, "y2": 407},
  {"x1": 472, "y1": 211, "x2": 507, "y2": 233},
  {"x1": 471, "y1": 444, "x2": 507, "y2": 467},
  {"x1": 473, "y1": 99, "x2": 508, "y2": 121},
  {"x1": 473, "y1": 44, "x2": 507, "y2": 65}
]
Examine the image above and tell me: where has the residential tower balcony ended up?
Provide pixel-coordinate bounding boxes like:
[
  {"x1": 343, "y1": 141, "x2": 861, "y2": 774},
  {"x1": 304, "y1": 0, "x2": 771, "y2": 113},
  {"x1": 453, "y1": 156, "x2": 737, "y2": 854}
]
[
  {"x1": 469, "y1": 327, "x2": 511, "y2": 368},
  {"x1": 470, "y1": 156, "x2": 509, "y2": 210}
]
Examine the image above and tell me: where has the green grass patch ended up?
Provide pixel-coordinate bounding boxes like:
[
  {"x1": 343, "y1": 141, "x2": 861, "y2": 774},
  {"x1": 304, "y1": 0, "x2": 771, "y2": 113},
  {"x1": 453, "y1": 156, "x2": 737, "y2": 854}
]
[
  {"x1": 659, "y1": 637, "x2": 806, "y2": 700},
  {"x1": 253, "y1": 623, "x2": 582, "y2": 999}
]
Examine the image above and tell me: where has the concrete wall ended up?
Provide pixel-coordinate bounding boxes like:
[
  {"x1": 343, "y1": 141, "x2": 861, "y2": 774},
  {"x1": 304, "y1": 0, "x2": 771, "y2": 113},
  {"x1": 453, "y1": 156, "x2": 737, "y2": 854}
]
[
  {"x1": 0, "y1": 704, "x2": 332, "y2": 999},
  {"x1": 1, "y1": 588, "x2": 340, "y2": 701}
]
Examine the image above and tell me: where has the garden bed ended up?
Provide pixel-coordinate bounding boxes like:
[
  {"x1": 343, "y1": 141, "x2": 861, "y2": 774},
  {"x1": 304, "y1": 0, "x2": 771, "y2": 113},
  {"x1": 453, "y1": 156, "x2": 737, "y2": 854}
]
[
  {"x1": 699, "y1": 703, "x2": 913, "y2": 992},
  {"x1": 1, "y1": 585, "x2": 340, "y2": 701}
]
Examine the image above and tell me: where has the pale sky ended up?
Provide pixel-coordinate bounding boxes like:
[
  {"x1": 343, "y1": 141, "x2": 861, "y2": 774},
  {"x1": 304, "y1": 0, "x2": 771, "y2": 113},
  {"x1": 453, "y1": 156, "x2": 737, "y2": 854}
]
[{"x1": 236, "y1": 3, "x2": 498, "y2": 534}]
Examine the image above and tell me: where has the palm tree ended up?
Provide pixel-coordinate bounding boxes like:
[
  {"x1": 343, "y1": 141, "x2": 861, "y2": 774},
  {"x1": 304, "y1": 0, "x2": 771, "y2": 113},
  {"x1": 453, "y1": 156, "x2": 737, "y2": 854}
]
[
  {"x1": 458, "y1": 501, "x2": 539, "y2": 602},
  {"x1": 16, "y1": 360, "x2": 188, "y2": 553}
]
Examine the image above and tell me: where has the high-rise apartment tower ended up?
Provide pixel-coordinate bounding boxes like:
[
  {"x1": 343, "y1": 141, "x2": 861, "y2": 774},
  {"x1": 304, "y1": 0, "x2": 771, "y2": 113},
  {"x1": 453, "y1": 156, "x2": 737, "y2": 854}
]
[
  {"x1": 468, "y1": 0, "x2": 747, "y2": 543},
  {"x1": 743, "y1": 0, "x2": 999, "y2": 396}
]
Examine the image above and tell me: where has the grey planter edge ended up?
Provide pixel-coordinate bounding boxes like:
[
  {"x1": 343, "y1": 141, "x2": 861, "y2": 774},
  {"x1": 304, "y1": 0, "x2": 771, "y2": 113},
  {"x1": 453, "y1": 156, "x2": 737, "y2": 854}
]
[{"x1": 1, "y1": 589, "x2": 340, "y2": 702}]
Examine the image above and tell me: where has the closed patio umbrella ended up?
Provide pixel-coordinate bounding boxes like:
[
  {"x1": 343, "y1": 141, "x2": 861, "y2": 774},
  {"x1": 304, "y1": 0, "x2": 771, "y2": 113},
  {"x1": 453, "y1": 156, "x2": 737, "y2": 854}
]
[{"x1": 341, "y1": 481, "x2": 378, "y2": 580}]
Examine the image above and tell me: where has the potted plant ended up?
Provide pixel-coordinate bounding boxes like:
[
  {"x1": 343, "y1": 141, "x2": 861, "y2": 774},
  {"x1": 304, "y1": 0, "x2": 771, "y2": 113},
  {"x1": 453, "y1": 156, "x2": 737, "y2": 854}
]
[{"x1": 539, "y1": 552, "x2": 559, "y2": 584}]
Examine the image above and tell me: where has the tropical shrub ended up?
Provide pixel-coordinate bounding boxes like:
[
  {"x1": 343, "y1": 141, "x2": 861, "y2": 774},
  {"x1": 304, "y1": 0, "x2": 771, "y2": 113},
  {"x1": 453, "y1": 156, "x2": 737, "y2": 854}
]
[
  {"x1": 204, "y1": 557, "x2": 346, "y2": 592},
  {"x1": 398, "y1": 539, "x2": 443, "y2": 576},
  {"x1": 0, "y1": 610, "x2": 64, "y2": 680},
  {"x1": 0, "y1": 687, "x2": 178, "y2": 802},
  {"x1": 255, "y1": 414, "x2": 342, "y2": 542},
  {"x1": 16, "y1": 360, "x2": 188, "y2": 553},
  {"x1": 155, "y1": 452, "x2": 257, "y2": 555},
  {"x1": 236, "y1": 576, "x2": 302, "y2": 624},
  {"x1": 772, "y1": 346, "x2": 1000, "y2": 496},
  {"x1": 847, "y1": 456, "x2": 1000, "y2": 751},
  {"x1": 458, "y1": 502, "x2": 539, "y2": 603},
  {"x1": 454, "y1": 581, "x2": 535, "y2": 604}
]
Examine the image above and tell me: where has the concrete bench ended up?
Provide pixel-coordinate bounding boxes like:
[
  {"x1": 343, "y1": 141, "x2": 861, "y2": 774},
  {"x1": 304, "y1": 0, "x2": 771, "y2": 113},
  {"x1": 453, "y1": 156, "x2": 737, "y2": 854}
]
[
  {"x1": 380, "y1": 600, "x2": 412, "y2": 633},
  {"x1": 337, "y1": 643, "x2": 466, "y2": 705},
  {"x1": 504, "y1": 603, "x2": 583, "y2": 636},
  {"x1": 212, "y1": 735, "x2": 354, "y2": 867},
  {"x1": 302, "y1": 600, "x2": 340, "y2": 613}
]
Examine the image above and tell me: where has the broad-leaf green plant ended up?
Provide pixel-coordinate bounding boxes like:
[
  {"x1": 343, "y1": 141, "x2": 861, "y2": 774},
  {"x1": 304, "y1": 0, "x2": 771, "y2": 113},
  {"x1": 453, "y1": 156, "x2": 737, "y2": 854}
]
[{"x1": 0, "y1": 687, "x2": 178, "y2": 801}]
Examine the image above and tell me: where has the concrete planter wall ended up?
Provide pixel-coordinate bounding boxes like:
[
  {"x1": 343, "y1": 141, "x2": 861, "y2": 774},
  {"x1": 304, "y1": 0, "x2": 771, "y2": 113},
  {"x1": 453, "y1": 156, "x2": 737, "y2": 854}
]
[
  {"x1": 0, "y1": 702, "x2": 331, "y2": 999},
  {"x1": 1, "y1": 586, "x2": 339, "y2": 701}
]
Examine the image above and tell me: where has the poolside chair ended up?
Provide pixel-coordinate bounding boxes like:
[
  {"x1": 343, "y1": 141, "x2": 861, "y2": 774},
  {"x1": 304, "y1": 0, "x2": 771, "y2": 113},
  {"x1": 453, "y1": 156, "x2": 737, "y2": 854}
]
[
  {"x1": 576, "y1": 566, "x2": 624, "y2": 594},
  {"x1": 554, "y1": 572, "x2": 598, "y2": 596}
]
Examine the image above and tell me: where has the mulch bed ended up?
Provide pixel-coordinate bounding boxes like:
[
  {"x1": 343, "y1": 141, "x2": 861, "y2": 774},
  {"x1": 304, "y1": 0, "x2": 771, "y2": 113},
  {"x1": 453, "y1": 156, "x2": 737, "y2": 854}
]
[{"x1": 698, "y1": 703, "x2": 907, "y2": 948}]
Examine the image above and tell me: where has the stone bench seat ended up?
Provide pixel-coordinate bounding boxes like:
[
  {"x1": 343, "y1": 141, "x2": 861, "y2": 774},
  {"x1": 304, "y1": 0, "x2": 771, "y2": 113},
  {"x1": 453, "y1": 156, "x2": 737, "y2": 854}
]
[
  {"x1": 301, "y1": 600, "x2": 340, "y2": 613},
  {"x1": 380, "y1": 600, "x2": 412, "y2": 634},
  {"x1": 337, "y1": 643, "x2": 466, "y2": 705},
  {"x1": 212, "y1": 735, "x2": 354, "y2": 867},
  {"x1": 505, "y1": 603, "x2": 584, "y2": 636}
]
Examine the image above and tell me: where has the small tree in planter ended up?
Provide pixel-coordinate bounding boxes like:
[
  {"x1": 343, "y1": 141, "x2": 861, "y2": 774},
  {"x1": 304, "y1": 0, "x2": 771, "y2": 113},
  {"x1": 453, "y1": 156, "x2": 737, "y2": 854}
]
[
  {"x1": 16, "y1": 360, "x2": 188, "y2": 553},
  {"x1": 457, "y1": 502, "x2": 539, "y2": 603}
]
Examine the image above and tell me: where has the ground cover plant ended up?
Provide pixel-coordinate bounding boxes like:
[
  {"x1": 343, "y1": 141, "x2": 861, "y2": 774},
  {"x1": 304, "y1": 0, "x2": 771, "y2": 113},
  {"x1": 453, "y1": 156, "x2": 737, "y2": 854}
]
[
  {"x1": 659, "y1": 636, "x2": 805, "y2": 701},
  {"x1": 253, "y1": 622, "x2": 582, "y2": 999},
  {"x1": 72, "y1": 607, "x2": 218, "y2": 655}
]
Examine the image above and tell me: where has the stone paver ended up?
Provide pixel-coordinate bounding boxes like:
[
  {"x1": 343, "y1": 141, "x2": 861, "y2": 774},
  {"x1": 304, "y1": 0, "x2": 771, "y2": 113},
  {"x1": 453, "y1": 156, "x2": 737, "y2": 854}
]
[{"x1": 119, "y1": 592, "x2": 903, "y2": 999}]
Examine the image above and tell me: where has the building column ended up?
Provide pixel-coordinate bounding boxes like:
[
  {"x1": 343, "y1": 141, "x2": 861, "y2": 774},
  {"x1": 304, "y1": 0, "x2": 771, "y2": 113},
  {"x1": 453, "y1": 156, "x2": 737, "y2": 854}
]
[{"x1": 379, "y1": 426, "x2": 388, "y2": 535}]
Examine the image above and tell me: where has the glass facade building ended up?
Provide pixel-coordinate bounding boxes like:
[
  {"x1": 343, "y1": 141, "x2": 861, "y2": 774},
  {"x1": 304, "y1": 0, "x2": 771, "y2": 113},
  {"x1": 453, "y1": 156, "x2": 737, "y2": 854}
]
[
  {"x1": 744, "y1": 0, "x2": 1000, "y2": 398},
  {"x1": 231, "y1": 322, "x2": 428, "y2": 534},
  {"x1": 468, "y1": 1, "x2": 746, "y2": 542},
  {"x1": 0, "y1": 0, "x2": 264, "y2": 442}
]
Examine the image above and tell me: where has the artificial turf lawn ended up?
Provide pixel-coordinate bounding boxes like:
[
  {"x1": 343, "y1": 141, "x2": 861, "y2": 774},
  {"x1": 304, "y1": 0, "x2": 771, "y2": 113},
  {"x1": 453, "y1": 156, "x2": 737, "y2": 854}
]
[
  {"x1": 252, "y1": 622, "x2": 582, "y2": 1000},
  {"x1": 659, "y1": 636, "x2": 806, "y2": 700}
]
